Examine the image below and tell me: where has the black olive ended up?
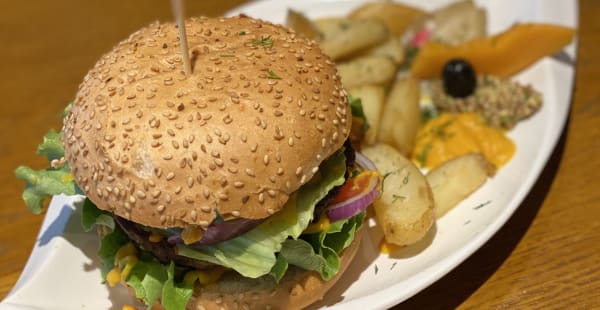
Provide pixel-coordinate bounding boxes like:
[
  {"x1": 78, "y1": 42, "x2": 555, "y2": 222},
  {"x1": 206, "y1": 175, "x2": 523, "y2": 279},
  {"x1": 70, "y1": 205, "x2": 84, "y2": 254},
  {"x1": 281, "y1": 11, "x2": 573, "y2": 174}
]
[{"x1": 442, "y1": 59, "x2": 477, "y2": 98}]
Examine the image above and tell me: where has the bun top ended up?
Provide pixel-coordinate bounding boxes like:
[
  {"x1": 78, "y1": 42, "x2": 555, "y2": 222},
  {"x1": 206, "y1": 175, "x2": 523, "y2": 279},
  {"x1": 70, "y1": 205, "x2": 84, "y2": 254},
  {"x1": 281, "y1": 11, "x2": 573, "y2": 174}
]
[{"x1": 62, "y1": 16, "x2": 351, "y2": 228}]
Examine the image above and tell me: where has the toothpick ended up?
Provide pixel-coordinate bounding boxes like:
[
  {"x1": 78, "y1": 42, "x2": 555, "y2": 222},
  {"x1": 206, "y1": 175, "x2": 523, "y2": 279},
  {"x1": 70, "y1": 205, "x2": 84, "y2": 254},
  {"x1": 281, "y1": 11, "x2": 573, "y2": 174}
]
[{"x1": 171, "y1": 0, "x2": 191, "y2": 76}]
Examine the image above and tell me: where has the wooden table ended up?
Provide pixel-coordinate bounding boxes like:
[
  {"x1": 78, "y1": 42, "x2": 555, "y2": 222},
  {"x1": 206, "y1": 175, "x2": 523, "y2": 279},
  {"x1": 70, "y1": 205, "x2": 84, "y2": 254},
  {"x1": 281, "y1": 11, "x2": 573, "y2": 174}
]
[{"x1": 1, "y1": 0, "x2": 598, "y2": 308}]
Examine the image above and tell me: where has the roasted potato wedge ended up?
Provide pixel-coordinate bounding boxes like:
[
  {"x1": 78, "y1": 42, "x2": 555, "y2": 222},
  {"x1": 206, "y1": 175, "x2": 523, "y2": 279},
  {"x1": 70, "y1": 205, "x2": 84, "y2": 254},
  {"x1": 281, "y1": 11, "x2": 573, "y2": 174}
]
[
  {"x1": 349, "y1": 1, "x2": 426, "y2": 36},
  {"x1": 286, "y1": 9, "x2": 322, "y2": 41},
  {"x1": 314, "y1": 18, "x2": 388, "y2": 59},
  {"x1": 362, "y1": 143, "x2": 435, "y2": 246},
  {"x1": 377, "y1": 77, "x2": 421, "y2": 156},
  {"x1": 348, "y1": 85, "x2": 385, "y2": 145},
  {"x1": 337, "y1": 56, "x2": 396, "y2": 88},
  {"x1": 426, "y1": 153, "x2": 495, "y2": 218},
  {"x1": 407, "y1": 0, "x2": 486, "y2": 46},
  {"x1": 357, "y1": 38, "x2": 405, "y2": 65}
]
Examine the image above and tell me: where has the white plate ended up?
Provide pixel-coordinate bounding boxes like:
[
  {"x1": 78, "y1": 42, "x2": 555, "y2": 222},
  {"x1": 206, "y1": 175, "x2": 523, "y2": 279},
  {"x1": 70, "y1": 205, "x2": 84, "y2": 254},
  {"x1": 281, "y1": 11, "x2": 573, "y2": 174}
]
[{"x1": 1, "y1": 1, "x2": 577, "y2": 309}]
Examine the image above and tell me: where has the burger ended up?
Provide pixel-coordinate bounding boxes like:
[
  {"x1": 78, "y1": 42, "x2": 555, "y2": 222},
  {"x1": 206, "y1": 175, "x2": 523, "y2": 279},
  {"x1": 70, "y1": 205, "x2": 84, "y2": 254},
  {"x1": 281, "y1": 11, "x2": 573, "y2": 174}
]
[{"x1": 16, "y1": 15, "x2": 381, "y2": 309}]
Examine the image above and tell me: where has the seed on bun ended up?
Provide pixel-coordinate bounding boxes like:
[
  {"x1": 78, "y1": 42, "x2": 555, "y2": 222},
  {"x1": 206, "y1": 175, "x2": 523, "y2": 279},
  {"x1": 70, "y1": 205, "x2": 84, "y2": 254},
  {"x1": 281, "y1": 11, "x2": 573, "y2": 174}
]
[{"x1": 62, "y1": 16, "x2": 352, "y2": 229}]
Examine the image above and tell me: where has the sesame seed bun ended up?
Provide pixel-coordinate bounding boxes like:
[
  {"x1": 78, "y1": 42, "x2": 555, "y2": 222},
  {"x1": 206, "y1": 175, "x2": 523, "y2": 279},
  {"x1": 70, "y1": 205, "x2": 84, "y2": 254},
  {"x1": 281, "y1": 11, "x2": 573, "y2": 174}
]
[{"x1": 62, "y1": 16, "x2": 352, "y2": 228}]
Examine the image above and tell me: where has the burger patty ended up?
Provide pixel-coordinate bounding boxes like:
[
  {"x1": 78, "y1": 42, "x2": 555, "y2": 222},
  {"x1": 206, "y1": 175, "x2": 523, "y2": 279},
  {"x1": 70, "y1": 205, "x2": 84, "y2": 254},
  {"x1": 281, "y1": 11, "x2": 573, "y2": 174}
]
[
  {"x1": 115, "y1": 141, "x2": 356, "y2": 270},
  {"x1": 115, "y1": 217, "x2": 216, "y2": 270}
]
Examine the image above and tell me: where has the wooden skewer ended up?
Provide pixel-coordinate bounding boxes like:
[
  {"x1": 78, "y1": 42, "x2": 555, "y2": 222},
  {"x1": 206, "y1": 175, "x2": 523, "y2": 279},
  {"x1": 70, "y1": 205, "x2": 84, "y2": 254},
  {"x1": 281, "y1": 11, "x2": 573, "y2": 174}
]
[{"x1": 171, "y1": 0, "x2": 191, "y2": 76}]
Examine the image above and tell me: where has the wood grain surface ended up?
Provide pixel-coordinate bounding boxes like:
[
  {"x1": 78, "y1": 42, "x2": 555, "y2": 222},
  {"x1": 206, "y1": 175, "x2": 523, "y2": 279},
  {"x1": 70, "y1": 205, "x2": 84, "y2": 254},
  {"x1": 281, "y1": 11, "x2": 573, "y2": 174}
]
[{"x1": 1, "y1": 0, "x2": 598, "y2": 308}]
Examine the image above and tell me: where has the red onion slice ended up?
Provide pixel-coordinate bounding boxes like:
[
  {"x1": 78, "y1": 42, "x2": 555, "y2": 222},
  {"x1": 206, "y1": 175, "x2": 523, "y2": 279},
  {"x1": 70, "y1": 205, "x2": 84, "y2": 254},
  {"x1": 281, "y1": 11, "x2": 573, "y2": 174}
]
[
  {"x1": 326, "y1": 173, "x2": 380, "y2": 222},
  {"x1": 355, "y1": 151, "x2": 377, "y2": 171}
]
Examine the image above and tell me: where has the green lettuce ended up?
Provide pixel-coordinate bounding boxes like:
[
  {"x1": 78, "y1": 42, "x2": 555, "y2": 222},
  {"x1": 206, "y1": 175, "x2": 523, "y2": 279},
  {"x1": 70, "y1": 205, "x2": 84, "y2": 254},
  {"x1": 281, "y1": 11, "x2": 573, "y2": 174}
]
[
  {"x1": 86, "y1": 200, "x2": 193, "y2": 310},
  {"x1": 177, "y1": 149, "x2": 347, "y2": 278},
  {"x1": 348, "y1": 95, "x2": 369, "y2": 131},
  {"x1": 15, "y1": 128, "x2": 80, "y2": 214}
]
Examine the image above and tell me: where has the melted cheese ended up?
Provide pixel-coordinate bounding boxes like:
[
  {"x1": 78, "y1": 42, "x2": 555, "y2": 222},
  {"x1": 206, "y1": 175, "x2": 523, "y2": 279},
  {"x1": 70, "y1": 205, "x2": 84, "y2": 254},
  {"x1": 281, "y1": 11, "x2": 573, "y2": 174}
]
[
  {"x1": 303, "y1": 215, "x2": 331, "y2": 234},
  {"x1": 413, "y1": 113, "x2": 515, "y2": 169},
  {"x1": 184, "y1": 268, "x2": 227, "y2": 286},
  {"x1": 107, "y1": 242, "x2": 139, "y2": 287},
  {"x1": 148, "y1": 231, "x2": 163, "y2": 243},
  {"x1": 181, "y1": 225, "x2": 204, "y2": 245}
]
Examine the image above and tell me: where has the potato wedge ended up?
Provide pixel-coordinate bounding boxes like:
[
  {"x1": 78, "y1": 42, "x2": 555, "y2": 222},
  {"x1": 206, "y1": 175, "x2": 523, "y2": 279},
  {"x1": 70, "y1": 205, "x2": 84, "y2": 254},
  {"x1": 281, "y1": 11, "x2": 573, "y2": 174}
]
[
  {"x1": 337, "y1": 56, "x2": 396, "y2": 88},
  {"x1": 407, "y1": 0, "x2": 486, "y2": 46},
  {"x1": 348, "y1": 85, "x2": 385, "y2": 145},
  {"x1": 377, "y1": 77, "x2": 420, "y2": 156},
  {"x1": 362, "y1": 143, "x2": 434, "y2": 246},
  {"x1": 286, "y1": 9, "x2": 322, "y2": 41},
  {"x1": 357, "y1": 38, "x2": 405, "y2": 65},
  {"x1": 349, "y1": 1, "x2": 426, "y2": 36},
  {"x1": 426, "y1": 153, "x2": 495, "y2": 218},
  {"x1": 314, "y1": 18, "x2": 388, "y2": 59}
]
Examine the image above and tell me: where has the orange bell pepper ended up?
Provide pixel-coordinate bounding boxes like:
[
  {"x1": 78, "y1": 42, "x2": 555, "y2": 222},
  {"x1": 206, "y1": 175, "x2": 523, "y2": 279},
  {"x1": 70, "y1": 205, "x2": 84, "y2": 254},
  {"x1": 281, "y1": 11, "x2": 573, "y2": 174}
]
[{"x1": 411, "y1": 23, "x2": 575, "y2": 78}]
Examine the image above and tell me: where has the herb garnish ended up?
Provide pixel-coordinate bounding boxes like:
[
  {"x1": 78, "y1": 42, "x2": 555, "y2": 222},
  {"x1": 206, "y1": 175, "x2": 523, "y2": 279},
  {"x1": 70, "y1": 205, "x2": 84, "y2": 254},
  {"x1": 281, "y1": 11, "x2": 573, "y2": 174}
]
[
  {"x1": 392, "y1": 194, "x2": 406, "y2": 203},
  {"x1": 390, "y1": 262, "x2": 397, "y2": 270},
  {"x1": 267, "y1": 70, "x2": 281, "y2": 80},
  {"x1": 417, "y1": 143, "x2": 432, "y2": 167},
  {"x1": 474, "y1": 200, "x2": 492, "y2": 210},
  {"x1": 381, "y1": 172, "x2": 393, "y2": 191},
  {"x1": 374, "y1": 264, "x2": 379, "y2": 274},
  {"x1": 251, "y1": 35, "x2": 274, "y2": 48}
]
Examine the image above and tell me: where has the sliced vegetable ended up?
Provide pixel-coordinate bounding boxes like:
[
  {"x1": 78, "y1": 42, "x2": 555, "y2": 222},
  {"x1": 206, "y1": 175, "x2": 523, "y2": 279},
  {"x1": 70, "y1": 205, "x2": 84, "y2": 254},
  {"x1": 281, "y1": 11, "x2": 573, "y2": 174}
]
[
  {"x1": 411, "y1": 23, "x2": 575, "y2": 78},
  {"x1": 326, "y1": 171, "x2": 380, "y2": 222}
]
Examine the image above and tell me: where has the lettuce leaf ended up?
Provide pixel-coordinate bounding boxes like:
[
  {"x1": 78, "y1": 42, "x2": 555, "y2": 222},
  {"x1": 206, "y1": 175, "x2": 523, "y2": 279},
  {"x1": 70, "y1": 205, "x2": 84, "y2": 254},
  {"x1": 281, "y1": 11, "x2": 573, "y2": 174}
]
[
  {"x1": 161, "y1": 262, "x2": 194, "y2": 310},
  {"x1": 81, "y1": 198, "x2": 115, "y2": 232},
  {"x1": 15, "y1": 128, "x2": 81, "y2": 214},
  {"x1": 85, "y1": 200, "x2": 192, "y2": 310},
  {"x1": 280, "y1": 211, "x2": 365, "y2": 280},
  {"x1": 177, "y1": 149, "x2": 347, "y2": 278},
  {"x1": 125, "y1": 256, "x2": 168, "y2": 307},
  {"x1": 349, "y1": 95, "x2": 369, "y2": 131},
  {"x1": 15, "y1": 165, "x2": 79, "y2": 214},
  {"x1": 36, "y1": 129, "x2": 64, "y2": 161},
  {"x1": 97, "y1": 225, "x2": 129, "y2": 278}
]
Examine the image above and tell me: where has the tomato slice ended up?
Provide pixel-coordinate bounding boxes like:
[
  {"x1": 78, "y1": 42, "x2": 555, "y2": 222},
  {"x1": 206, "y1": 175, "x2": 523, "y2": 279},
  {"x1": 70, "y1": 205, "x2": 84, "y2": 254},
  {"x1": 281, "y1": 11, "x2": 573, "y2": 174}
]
[{"x1": 330, "y1": 170, "x2": 381, "y2": 204}]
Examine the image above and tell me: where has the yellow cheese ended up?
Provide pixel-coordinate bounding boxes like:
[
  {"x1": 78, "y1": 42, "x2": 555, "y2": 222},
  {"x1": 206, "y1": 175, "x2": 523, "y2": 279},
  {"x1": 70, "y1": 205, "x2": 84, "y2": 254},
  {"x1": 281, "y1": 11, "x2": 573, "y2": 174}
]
[
  {"x1": 184, "y1": 268, "x2": 227, "y2": 286},
  {"x1": 181, "y1": 225, "x2": 204, "y2": 245},
  {"x1": 122, "y1": 305, "x2": 137, "y2": 310},
  {"x1": 107, "y1": 242, "x2": 139, "y2": 286},
  {"x1": 106, "y1": 268, "x2": 121, "y2": 287},
  {"x1": 303, "y1": 214, "x2": 331, "y2": 234},
  {"x1": 148, "y1": 231, "x2": 163, "y2": 243}
]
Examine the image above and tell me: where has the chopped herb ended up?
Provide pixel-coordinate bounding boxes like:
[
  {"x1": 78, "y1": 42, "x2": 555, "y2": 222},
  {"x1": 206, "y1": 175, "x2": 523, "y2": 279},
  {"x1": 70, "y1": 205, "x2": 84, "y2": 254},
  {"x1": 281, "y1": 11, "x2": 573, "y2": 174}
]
[
  {"x1": 267, "y1": 70, "x2": 281, "y2": 80},
  {"x1": 381, "y1": 172, "x2": 393, "y2": 191},
  {"x1": 417, "y1": 143, "x2": 432, "y2": 167},
  {"x1": 421, "y1": 106, "x2": 438, "y2": 123},
  {"x1": 251, "y1": 35, "x2": 273, "y2": 48},
  {"x1": 402, "y1": 173, "x2": 410, "y2": 185},
  {"x1": 220, "y1": 54, "x2": 235, "y2": 58},
  {"x1": 392, "y1": 194, "x2": 406, "y2": 203},
  {"x1": 474, "y1": 200, "x2": 492, "y2": 210},
  {"x1": 239, "y1": 30, "x2": 247, "y2": 35},
  {"x1": 464, "y1": 220, "x2": 471, "y2": 225},
  {"x1": 374, "y1": 264, "x2": 379, "y2": 274},
  {"x1": 390, "y1": 262, "x2": 397, "y2": 270}
]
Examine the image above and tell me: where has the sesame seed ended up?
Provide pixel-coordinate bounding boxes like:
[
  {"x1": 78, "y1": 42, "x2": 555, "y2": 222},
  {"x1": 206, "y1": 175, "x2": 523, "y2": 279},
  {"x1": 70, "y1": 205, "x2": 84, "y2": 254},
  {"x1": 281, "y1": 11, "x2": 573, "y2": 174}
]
[
  {"x1": 234, "y1": 181, "x2": 244, "y2": 188},
  {"x1": 295, "y1": 167, "x2": 303, "y2": 176},
  {"x1": 166, "y1": 172, "x2": 175, "y2": 180},
  {"x1": 258, "y1": 193, "x2": 265, "y2": 203}
]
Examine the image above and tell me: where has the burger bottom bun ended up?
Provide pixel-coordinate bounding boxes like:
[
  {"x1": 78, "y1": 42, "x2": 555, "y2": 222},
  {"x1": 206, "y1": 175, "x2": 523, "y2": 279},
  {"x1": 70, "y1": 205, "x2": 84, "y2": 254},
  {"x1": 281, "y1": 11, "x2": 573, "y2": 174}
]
[{"x1": 146, "y1": 227, "x2": 364, "y2": 310}]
